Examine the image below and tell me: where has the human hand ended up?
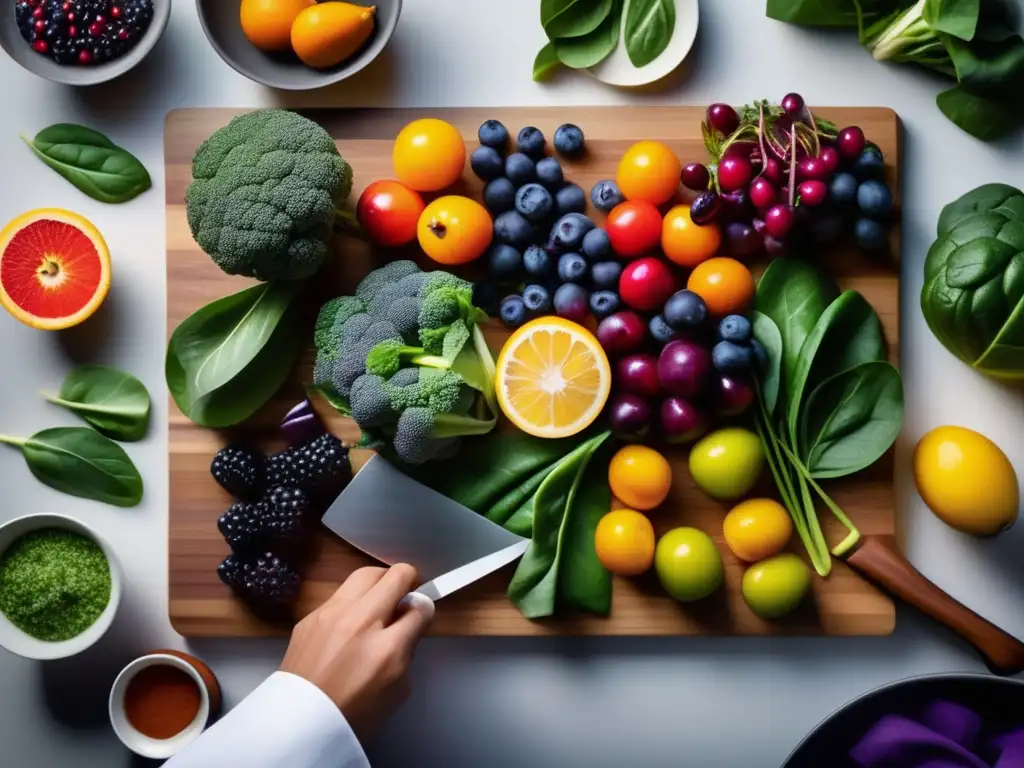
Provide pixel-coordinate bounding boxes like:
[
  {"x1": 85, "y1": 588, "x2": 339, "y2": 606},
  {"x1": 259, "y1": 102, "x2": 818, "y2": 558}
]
[{"x1": 280, "y1": 564, "x2": 434, "y2": 739}]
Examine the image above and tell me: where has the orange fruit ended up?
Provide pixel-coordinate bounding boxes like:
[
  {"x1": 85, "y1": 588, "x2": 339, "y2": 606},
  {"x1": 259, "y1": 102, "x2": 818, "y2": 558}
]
[
  {"x1": 608, "y1": 445, "x2": 673, "y2": 511},
  {"x1": 495, "y1": 317, "x2": 611, "y2": 439},
  {"x1": 239, "y1": 0, "x2": 314, "y2": 52},
  {"x1": 662, "y1": 204, "x2": 721, "y2": 267},
  {"x1": 0, "y1": 209, "x2": 110, "y2": 331},
  {"x1": 417, "y1": 196, "x2": 492, "y2": 265},
  {"x1": 686, "y1": 257, "x2": 755, "y2": 317},
  {"x1": 616, "y1": 140, "x2": 682, "y2": 206},
  {"x1": 723, "y1": 499, "x2": 793, "y2": 563},
  {"x1": 291, "y1": 2, "x2": 377, "y2": 69},
  {"x1": 595, "y1": 509, "x2": 656, "y2": 577},
  {"x1": 393, "y1": 118, "x2": 466, "y2": 192}
]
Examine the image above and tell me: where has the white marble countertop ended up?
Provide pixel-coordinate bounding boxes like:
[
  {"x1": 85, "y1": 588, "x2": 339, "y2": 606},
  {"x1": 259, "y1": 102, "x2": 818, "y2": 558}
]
[{"x1": 1, "y1": 1, "x2": 1023, "y2": 765}]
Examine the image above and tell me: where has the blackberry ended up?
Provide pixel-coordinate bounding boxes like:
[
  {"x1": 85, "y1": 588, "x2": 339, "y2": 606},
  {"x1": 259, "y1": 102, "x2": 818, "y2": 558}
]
[
  {"x1": 261, "y1": 487, "x2": 309, "y2": 540},
  {"x1": 266, "y1": 434, "x2": 350, "y2": 494},
  {"x1": 217, "y1": 502, "x2": 263, "y2": 553},
  {"x1": 241, "y1": 553, "x2": 301, "y2": 604},
  {"x1": 211, "y1": 446, "x2": 265, "y2": 500},
  {"x1": 217, "y1": 554, "x2": 245, "y2": 590}
]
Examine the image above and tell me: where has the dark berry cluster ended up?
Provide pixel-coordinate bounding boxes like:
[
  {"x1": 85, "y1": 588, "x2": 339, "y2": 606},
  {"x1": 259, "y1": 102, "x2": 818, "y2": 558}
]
[
  {"x1": 15, "y1": 0, "x2": 154, "y2": 66},
  {"x1": 218, "y1": 553, "x2": 301, "y2": 606}
]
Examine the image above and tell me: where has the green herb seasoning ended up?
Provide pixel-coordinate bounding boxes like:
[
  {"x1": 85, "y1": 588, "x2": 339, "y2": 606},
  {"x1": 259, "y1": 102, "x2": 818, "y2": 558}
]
[{"x1": 0, "y1": 529, "x2": 111, "y2": 641}]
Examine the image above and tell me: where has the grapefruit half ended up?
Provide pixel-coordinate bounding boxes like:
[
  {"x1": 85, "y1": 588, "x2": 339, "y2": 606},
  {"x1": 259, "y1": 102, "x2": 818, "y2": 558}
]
[{"x1": 0, "y1": 209, "x2": 111, "y2": 331}]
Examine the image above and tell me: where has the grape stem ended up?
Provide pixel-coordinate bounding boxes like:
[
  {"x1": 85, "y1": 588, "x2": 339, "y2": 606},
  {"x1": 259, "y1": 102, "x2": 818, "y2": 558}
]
[{"x1": 788, "y1": 122, "x2": 798, "y2": 207}]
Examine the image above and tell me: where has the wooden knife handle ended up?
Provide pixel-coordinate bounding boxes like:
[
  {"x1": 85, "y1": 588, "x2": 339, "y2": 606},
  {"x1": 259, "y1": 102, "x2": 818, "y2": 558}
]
[{"x1": 846, "y1": 535, "x2": 1024, "y2": 676}]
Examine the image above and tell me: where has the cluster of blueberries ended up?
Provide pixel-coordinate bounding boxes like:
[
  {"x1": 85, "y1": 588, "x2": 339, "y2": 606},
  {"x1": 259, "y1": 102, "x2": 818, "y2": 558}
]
[{"x1": 826, "y1": 147, "x2": 896, "y2": 252}]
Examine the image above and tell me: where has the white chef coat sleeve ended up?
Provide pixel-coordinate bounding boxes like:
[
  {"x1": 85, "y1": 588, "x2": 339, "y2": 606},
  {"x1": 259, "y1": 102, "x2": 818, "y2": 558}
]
[{"x1": 166, "y1": 671, "x2": 371, "y2": 768}]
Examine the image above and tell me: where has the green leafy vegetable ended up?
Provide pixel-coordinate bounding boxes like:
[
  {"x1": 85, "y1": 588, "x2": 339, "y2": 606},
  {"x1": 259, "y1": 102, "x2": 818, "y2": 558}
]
[
  {"x1": 22, "y1": 124, "x2": 151, "y2": 204},
  {"x1": 42, "y1": 365, "x2": 150, "y2": 442},
  {"x1": 166, "y1": 282, "x2": 302, "y2": 428},
  {"x1": 623, "y1": 0, "x2": 676, "y2": 67},
  {"x1": 542, "y1": 0, "x2": 614, "y2": 38},
  {"x1": 533, "y1": 42, "x2": 562, "y2": 80},
  {"x1": 0, "y1": 427, "x2": 143, "y2": 507},
  {"x1": 750, "y1": 312, "x2": 783, "y2": 416},
  {"x1": 554, "y1": 0, "x2": 623, "y2": 69}
]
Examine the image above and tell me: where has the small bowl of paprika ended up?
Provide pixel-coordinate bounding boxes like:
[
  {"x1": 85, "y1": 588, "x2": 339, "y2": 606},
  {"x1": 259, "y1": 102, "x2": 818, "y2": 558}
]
[{"x1": 109, "y1": 650, "x2": 222, "y2": 760}]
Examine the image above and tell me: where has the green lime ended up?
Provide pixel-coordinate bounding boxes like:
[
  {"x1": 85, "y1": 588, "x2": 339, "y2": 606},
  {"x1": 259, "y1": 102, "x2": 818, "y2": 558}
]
[
  {"x1": 688, "y1": 427, "x2": 764, "y2": 501},
  {"x1": 654, "y1": 527, "x2": 723, "y2": 603},
  {"x1": 742, "y1": 553, "x2": 811, "y2": 619}
]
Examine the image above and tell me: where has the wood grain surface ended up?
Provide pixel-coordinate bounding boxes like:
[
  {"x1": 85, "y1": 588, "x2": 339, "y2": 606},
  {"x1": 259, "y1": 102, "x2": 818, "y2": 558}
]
[{"x1": 166, "y1": 107, "x2": 901, "y2": 638}]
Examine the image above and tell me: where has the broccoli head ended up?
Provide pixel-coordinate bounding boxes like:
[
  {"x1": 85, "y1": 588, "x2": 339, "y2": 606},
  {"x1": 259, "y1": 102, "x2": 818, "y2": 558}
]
[{"x1": 186, "y1": 109, "x2": 352, "y2": 282}]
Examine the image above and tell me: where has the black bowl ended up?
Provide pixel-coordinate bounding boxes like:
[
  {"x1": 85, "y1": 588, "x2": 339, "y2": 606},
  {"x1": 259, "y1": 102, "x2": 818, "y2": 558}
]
[{"x1": 784, "y1": 673, "x2": 1024, "y2": 767}]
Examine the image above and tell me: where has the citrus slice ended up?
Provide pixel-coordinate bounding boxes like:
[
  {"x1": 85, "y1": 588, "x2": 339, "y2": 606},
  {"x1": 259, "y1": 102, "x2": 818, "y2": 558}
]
[
  {"x1": 0, "y1": 209, "x2": 111, "y2": 331},
  {"x1": 496, "y1": 317, "x2": 611, "y2": 439}
]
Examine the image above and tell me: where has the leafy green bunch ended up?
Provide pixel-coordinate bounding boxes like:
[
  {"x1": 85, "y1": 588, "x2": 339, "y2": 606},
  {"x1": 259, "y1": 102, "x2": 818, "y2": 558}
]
[{"x1": 312, "y1": 261, "x2": 498, "y2": 465}]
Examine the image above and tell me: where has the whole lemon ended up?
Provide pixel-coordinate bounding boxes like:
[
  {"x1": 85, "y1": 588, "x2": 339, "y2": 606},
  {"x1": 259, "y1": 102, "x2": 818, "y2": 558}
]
[{"x1": 914, "y1": 426, "x2": 1019, "y2": 537}]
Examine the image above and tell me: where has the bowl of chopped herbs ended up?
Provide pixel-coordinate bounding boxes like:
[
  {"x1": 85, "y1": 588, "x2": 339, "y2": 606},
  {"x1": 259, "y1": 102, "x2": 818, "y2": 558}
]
[{"x1": 0, "y1": 514, "x2": 122, "y2": 660}]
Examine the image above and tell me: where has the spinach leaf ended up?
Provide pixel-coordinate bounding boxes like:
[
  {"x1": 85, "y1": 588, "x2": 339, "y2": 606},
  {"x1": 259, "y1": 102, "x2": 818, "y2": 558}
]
[
  {"x1": 558, "y1": 444, "x2": 614, "y2": 615},
  {"x1": 542, "y1": 0, "x2": 614, "y2": 38},
  {"x1": 42, "y1": 365, "x2": 150, "y2": 442},
  {"x1": 534, "y1": 42, "x2": 562, "y2": 81},
  {"x1": 554, "y1": 0, "x2": 622, "y2": 69},
  {"x1": 765, "y1": 0, "x2": 881, "y2": 27},
  {"x1": 924, "y1": 0, "x2": 979, "y2": 41},
  {"x1": 751, "y1": 311, "x2": 783, "y2": 417},
  {"x1": 0, "y1": 427, "x2": 143, "y2": 507},
  {"x1": 507, "y1": 431, "x2": 611, "y2": 618},
  {"x1": 166, "y1": 282, "x2": 302, "y2": 428},
  {"x1": 23, "y1": 124, "x2": 151, "y2": 204},
  {"x1": 623, "y1": 0, "x2": 675, "y2": 67},
  {"x1": 801, "y1": 361, "x2": 904, "y2": 478},
  {"x1": 936, "y1": 182, "x2": 1024, "y2": 235},
  {"x1": 936, "y1": 78, "x2": 1022, "y2": 142}
]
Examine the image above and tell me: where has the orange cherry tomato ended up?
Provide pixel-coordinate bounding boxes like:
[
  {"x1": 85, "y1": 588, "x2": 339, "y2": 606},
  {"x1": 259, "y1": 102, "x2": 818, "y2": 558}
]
[
  {"x1": 393, "y1": 118, "x2": 466, "y2": 192},
  {"x1": 686, "y1": 257, "x2": 755, "y2": 317},
  {"x1": 616, "y1": 141, "x2": 682, "y2": 205},
  {"x1": 608, "y1": 445, "x2": 673, "y2": 511},
  {"x1": 723, "y1": 498, "x2": 793, "y2": 563},
  {"x1": 662, "y1": 204, "x2": 721, "y2": 267},
  {"x1": 595, "y1": 509, "x2": 656, "y2": 577},
  {"x1": 356, "y1": 180, "x2": 425, "y2": 247},
  {"x1": 417, "y1": 196, "x2": 493, "y2": 265},
  {"x1": 606, "y1": 200, "x2": 662, "y2": 259}
]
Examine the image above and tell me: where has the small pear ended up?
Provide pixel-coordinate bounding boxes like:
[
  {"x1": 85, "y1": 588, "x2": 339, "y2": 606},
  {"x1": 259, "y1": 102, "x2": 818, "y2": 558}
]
[{"x1": 290, "y1": 2, "x2": 376, "y2": 70}]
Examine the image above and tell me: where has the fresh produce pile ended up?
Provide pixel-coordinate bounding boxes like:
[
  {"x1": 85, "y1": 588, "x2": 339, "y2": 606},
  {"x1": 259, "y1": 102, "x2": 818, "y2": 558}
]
[{"x1": 15, "y1": 0, "x2": 154, "y2": 66}]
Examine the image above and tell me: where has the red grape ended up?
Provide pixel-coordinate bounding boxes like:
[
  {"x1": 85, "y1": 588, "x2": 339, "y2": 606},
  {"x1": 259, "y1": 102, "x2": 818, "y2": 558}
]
[
  {"x1": 818, "y1": 146, "x2": 840, "y2": 173},
  {"x1": 597, "y1": 311, "x2": 647, "y2": 357},
  {"x1": 722, "y1": 141, "x2": 757, "y2": 159},
  {"x1": 797, "y1": 156, "x2": 829, "y2": 181},
  {"x1": 616, "y1": 354, "x2": 661, "y2": 399},
  {"x1": 714, "y1": 376, "x2": 755, "y2": 417},
  {"x1": 837, "y1": 126, "x2": 866, "y2": 159},
  {"x1": 660, "y1": 397, "x2": 709, "y2": 445},
  {"x1": 719, "y1": 156, "x2": 753, "y2": 192},
  {"x1": 762, "y1": 158, "x2": 783, "y2": 184},
  {"x1": 749, "y1": 177, "x2": 777, "y2": 210},
  {"x1": 608, "y1": 394, "x2": 653, "y2": 440},
  {"x1": 724, "y1": 221, "x2": 764, "y2": 259},
  {"x1": 798, "y1": 180, "x2": 828, "y2": 207},
  {"x1": 690, "y1": 190, "x2": 722, "y2": 225},
  {"x1": 764, "y1": 204, "x2": 796, "y2": 238},
  {"x1": 682, "y1": 163, "x2": 711, "y2": 191},
  {"x1": 620, "y1": 257, "x2": 677, "y2": 311},
  {"x1": 706, "y1": 103, "x2": 740, "y2": 136},
  {"x1": 657, "y1": 340, "x2": 712, "y2": 398},
  {"x1": 781, "y1": 92, "x2": 805, "y2": 117}
]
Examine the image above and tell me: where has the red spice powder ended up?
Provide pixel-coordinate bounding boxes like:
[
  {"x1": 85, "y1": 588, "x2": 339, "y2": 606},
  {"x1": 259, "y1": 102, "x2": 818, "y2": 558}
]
[{"x1": 124, "y1": 664, "x2": 201, "y2": 740}]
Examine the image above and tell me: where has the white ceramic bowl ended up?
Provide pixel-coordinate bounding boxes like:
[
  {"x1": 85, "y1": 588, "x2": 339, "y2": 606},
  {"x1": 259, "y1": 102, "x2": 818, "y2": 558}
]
[
  {"x1": 0, "y1": 513, "x2": 122, "y2": 660},
  {"x1": 589, "y1": 0, "x2": 699, "y2": 86},
  {"x1": 109, "y1": 652, "x2": 215, "y2": 760}
]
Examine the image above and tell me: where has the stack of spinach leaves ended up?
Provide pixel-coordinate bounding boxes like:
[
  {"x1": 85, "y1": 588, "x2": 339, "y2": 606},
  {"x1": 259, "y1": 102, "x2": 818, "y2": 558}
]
[{"x1": 752, "y1": 259, "x2": 904, "y2": 576}]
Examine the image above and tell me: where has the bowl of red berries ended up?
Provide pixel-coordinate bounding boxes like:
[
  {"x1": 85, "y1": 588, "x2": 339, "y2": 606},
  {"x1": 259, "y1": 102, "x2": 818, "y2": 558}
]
[{"x1": 1, "y1": 0, "x2": 170, "y2": 85}]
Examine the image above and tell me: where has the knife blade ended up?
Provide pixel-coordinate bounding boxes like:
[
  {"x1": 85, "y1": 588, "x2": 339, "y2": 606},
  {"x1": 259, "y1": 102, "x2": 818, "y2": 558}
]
[{"x1": 415, "y1": 540, "x2": 530, "y2": 601}]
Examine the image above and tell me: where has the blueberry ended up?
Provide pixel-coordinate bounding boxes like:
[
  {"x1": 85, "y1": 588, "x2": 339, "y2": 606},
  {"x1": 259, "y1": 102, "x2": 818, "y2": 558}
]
[
  {"x1": 499, "y1": 295, "x2": 527, "y2": 328},
  {"x1": 470, "y1": 146, "x2": 504, "y2": 182},
  {"x1": 505, "y1": 152, "x2": 537, "y2": 187},
  {"x1": 522, "y1": 284, "x2": 552, "y2": 314},
  {"x1": 483, "y1": 177, "x2": 516, "y2": 214},
  {"x1": 549, "y1": 213, "x2": 595, "y2": 252},
  {"x1": 591, "y1": 180, "x2": 625, "y2": 213},
  {"x1": 712, "y1": 341, "x2": 752, "y2": 374},
  {"x1": 523, "y1": 244, "x2": 552, "y2": 277},
  {"x1": 649, "y1": 315, "x2": 677, "y2": 345},
  {"x1": 662, "y1": 290, "x2": 707, "y2": 330},
  {"x1": 555, "y1": 183, "x2": 587, "y2": 215},
  {"x1": 486, "y1": 243, "x2": 523, "y2": 280},
  {"x1": 829, "y1": 172, "x2": 858, "y2": 205},
  {"x1": 852, "y1": 147, "x2": 884, "y2": 180},
  {"x1": 553, "y1": 123, "x2": 585, "y2": 157},
  {"x1": 493, "y1": 211, "x2": 538, "y2": 249},
  {"x1": 515, "y1": 183, "x2": 555, "y2": 223},
  {"x1": 857, "y1": 179, "x2": 894, "y2": 219},
  {"x1": 590, "y1": 260, "x2": 622, "y2": 290},
  {"x1": 535, "y1": 157, "x2": 564, "y2": 191},
  {"x1": 558, "y1": 252, "x2": 588, "y2": 283},
  {"x1": 517, "y1": 126, "x2": 546, "y2": 159},
  {"x1": 478, "y1": 119, "x2": 509, "y2": 151},
  {"x1": 854, "y1": 217, "x2": 887, "y2": 251},
  {"x1": 590, "y1": 290, "x2": 621, "y2": 320},
  {"x1": 472, "y1": 280, "x2": 501, "y2": 316},
  {"x1": 581, "y1": 228, "x2": 611, "y2": 260},
  {"x1": 718, "y1": 314, "x2": 752, "y2": 343},
  {"x1": 751, "y1": 339, "x2": 768, "y2": 371},
  {"x1": 553, "y1": 283, "x2": 589, "y2": 322}
]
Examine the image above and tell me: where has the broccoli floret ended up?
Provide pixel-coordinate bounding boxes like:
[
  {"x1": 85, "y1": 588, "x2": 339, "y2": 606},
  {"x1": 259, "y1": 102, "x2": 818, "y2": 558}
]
[
  {"x1": 355, "y1": 260, "x2": 420, "y2": 302},
  {"x1": 331, "y1": 320, "x2": 402, "y2": 396},
  {"x1": 397, "y1": 272, "x2": 431, "y2": 296},
  {"x1": 350, "y1": 374, "x2": 396, "y2": 427},
  {"x1": 385, "y1": 368, "x2": 466, "y2": 413},
  {"x1": 186, "y1": 109, "x2": 353, "y2": 282},
  {"x1": 365, "y1": 339, "x2": 450, "y2": 379},
  {"x1": 335, "y1": 312, "x2": 374, "y2": 347},
  {"x1": 315, "y1": 296, "x2": 364, "y2": 352},
  {"x1": 382, "y1": 296, "x2": 422, "y2": 339},
  {"x1": 313, "y1": 351, "x2": 334, "y2": 388},
  {"x1": 418, "y1": 285, "x2": 479, "y2": 354},
  {"x1": 391, "y1": 407, "x2": 492, "y2": 465},
  {"x1": 417, "y1": 271, "x2": 473, "y2": 297}
]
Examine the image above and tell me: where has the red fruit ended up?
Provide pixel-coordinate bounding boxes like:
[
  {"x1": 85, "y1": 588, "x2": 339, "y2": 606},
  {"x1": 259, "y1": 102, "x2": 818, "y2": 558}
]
[
  {"x1": 681, "y1": 163, "x2": 711, "y2": 191},
  {"x1": 764, "y1": 204, "x2": 796, "y2": 238},
  {"x1": 837, "y1": 126, "x2": 866, "y2": 159},
  {"x1": 356, "y1": 180, "x2": 425, "y2": 247},
  {"x1": 714, "y1": 376, "x2": 755, "y2": 417},
  {"x1": 606, "y1": 200, "x2": 662, "y2": 260},
  {"x1": 657, "y1": 340, "x2": 712, "y2": 399},
  {"x1": 31, "y1": 39, "x2": 48, "y2": 53},
  {"x1": 110, "y1": 5, "x2": 122, "y2": 18},
  {"x1": 34, "y1": 19, "x2": 44, "y2": 31},
  {"x1": 819, "y1": 146, "x2": 840, "y2": 173},
  {"x1": 616, "y1": 354, "x2": 661, "y2": 400},
  {"x1": 798, "y1": 180, "x2": 828, "y2": 207},
  {"x1": 77, "y1": 49, "x2": 93, "y2": 64},
  {"x1": 88, "y1": 21, "x2": 103, "y2": 36},
  {"x1": 608, "y1": 394, "x2": 653, "y2": 441},
  {"x1": 718, "y1": 156, "x2": 753, "y2": 192},
  {"x1": 797, "y1": 156, "x2": 829, "y2": 181},
  {"x1": 660, "y1": 397, "x2": 709, "y2": 444},
  {"x1": 619, "y1": 257, "x2": 677, "y2": 311},
  {"x1": 597, "y1": 311, "x2": 647, "y2": 357},
  {"x1": 32, "y1": 5, "x2": 43, "y2": 17},
  {"x1": 749, "y1": 177, "x2": 777, "y2": 210},
  {"x1": 706, "y1": 103, "x2": 740, "y2": 136},
  {"x1": 781, "y1": 93, "x2": 805, "y2": 117},
  {"x1": 762, "y1": 158, "x2": 783, "y2": 184},
  {"x1": 722, "y1": 141, "x2": 757, "y2": 159}
]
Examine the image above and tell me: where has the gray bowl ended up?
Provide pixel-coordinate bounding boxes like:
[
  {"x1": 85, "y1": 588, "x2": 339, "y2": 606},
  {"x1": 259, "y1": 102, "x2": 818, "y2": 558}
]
[
  {"x1": 196, "y1": 0, "x2": 401, "y2": 91},
  {"x1": 0, "y1": 0, "x2": 171, "y2": 86}
]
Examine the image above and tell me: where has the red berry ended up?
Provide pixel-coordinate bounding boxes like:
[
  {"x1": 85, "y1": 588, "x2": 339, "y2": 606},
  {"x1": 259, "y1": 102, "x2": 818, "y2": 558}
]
[
  {"x1": 749, "y1": 177, "x2": 777, "y2": 210},
  {"x1": 597, "y1": 311, "x2": 648, "y2": 357},
  {"x1": 798, "y1": 181, "x2": 828, "y2": 207},
  {"x1": 706, "y1": 103, "x2": 740, "y2": 136},
  {"x1": 66, "y1": 11, "x2": 75, "y2": 20},
  {"x1": 681, "y1": 163, "x2": 710, "y2": 192},
  {"x1": 68, "y1": 25, "x2": 77, "y2": 36},
  {"x1": 764, "y1": 204, "x2": 795, "y2": 238},
  {"x1": 781, "y1": 93, "x2": 805, "y2": 117},
  {"x1": 117, "y1": 27, "x2": 129, "y2": 39},
  {"x1": 110, "y1": 5, "x2": 122, "y2": 18},
  {"x1": 718, "y1": 156, "x2": 753, "y2": 193},
  {"x1": 89, "y1": 22, "x2": 103, "y2": 36},
  {"x1": 837, "y1": 126, "x2": 866, "y2": 159},
  {"x1": 94, "y1": 13, "x2": 105, "y2": 23},
  {"x1": 619, "y1": 256, "x2": 678, "y2": 312},
  {"x1": 32, "y1": 6, "x2": 43, "y2": 17},
  {"x1": 32, "y1": 39, "x2": 48, "y2": 53},
  {"x1": 78, "y1": 49, "x2": 93, "y2": 64},
  {"x1": 615, "y1": 354, "x2": 662, "y2": 400},
  {"x1": 61, "y1": 1, "x2": 70, "y2": 8},
  {"x1": 797, "y1": 156, "x2": 829, "y2": 181},
  {"x1": 762, "y1": 158, "x2": 783, "y2": 184},
  {"x1": 818, "y1": 146, "x2": 840, "y2": 173},
  {"x1": 34, "y1": 19, "x2": 45, "y2": 31}
]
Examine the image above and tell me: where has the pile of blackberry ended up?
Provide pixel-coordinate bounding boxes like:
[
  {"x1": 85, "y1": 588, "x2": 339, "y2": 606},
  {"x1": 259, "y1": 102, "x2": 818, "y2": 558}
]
[
  {"x1": 211, "y1": 434, "x2": 351, "y2": 606},
  {"x1": 15, "y1": 0, "x2": 154, "y2": 66}
]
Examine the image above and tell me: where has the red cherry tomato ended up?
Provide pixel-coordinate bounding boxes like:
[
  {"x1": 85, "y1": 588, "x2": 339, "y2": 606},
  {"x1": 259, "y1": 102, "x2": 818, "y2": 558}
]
[
  {"x1": 356, "y1": 180, "x2": 425, "y2": 247},
  {"x1": 619, "y1": 256, "x2": 677, "y2": 311},
  {"x1": 606, "y1": 200, "x2": 662, "y2": 260}
]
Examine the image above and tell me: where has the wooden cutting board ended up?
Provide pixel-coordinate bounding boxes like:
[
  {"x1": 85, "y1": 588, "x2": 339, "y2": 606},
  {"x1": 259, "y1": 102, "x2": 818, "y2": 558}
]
[{"x1": 166, "y1": 106, "x2": 900, "y2": 638}]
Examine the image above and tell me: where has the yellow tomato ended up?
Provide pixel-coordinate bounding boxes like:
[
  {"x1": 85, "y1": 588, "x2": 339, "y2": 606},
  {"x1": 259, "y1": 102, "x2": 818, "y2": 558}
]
[
  {"x1": 417, "y1": 196, "x2": 492, "y2": 265},
  {"x1": 616, "y1": 141, "x2": 682, "y2": 205},
  {"x1": 686, "y1": 257, "x2": 756, "y2": 317},
  {"x1": 608, "y1": 445, "x2": 673, "y2": 511},
  {"x1": 662, "y1": 204, "x2": 721, "y2": 268},
  {"x1": 914, "y1": 426, "x2": 1019, "y2": 536},
  {"x1": 393, "y1": 118, "x2": 466, "y2": 192},
  {"x1": 239, "y1": 0, "x2": 313, "y2": 51},
  {"x1": 595, "y1": 509, "x2": 656, "y2": 576},
  {"x1": 723, "y1": 499, "x2": 793, "y2": 563}
]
